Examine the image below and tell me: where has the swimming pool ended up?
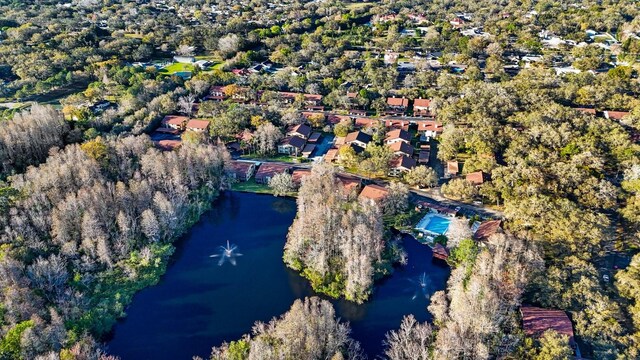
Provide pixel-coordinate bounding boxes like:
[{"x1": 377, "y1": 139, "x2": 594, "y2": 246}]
[{"x1": 415, "y1": 213, "x2": 451, "y2": 235}]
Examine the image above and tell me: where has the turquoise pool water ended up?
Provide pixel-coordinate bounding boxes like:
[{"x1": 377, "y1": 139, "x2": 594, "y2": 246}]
[{"x1": 415, "y1": 213, "x2": 451, "y2": 235}]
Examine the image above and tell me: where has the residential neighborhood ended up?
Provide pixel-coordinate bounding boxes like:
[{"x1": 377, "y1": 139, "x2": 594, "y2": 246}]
[{"x1": 0, "y1": 0, "x2": 638, "y2": 359}]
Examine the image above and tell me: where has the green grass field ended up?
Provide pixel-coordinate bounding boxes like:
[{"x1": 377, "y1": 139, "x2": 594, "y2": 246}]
[
  {"x1": 231, "y1": 178, "x2": 273, "y2": 194},
  {"x1": 160, "y1": 63, "x2": 195, "y2": 74}
]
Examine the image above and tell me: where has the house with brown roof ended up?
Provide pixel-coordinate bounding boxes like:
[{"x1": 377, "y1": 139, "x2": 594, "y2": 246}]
[
  {"x1": 337, "y1": 174, "x2": 361, "y2": 195},
  {"x1": 432, "y1": 243, "x2": 450, "y2": 261},
  {"x1": 384, "y1": 119, "x2": 410, "y2": 131},
  {"x1": 389, "y1": 155, "x2": 416, "y2": 177},
  {"x1": 291, "y1": 169, "x2": 312, "y2": 186},
  {"x1": 255, "y1": 163, "x2": 291, "y2": 184},
  {"x1": 466, "y1": 171, "x2": 488, "y2": 186},
  {"x1": 227, "y1": 161, "x2": 256, "y2": 182},
  {"x1": 520, "y1": 306, "x2": 576, "y2": 346},
  {"x1": 186, "y1": 119, "x2": 210, "y2": 132},
  {"x1": 287, "y1": 123, "x2": 312, "y2": 139},
  {"x1": 413, "y1": 98, "x2": 432, "y2": 117},
  {"x1": 473, "y1": 220, "x2": 503, "y2": 241},
  {"x1": 416, "y1": 120, "x2": 444, "y2": 139},
  {"x1": 355, "y1": 117, "x2": 378, "y2": 128},
  {"x1": 386, "y1": 97, "x2": 409, "y2": 114},
  {"x1": 604, "y1": 110, "x2": 630, "y2": 121},
  {"x1": 388, "y1": 141, "x2": 414, "y2": 157},
  {"x1": 206, "y1": 86, "x2": 227, "y2": 101},
  {"x1": 345, "y1": 131, "x2": 372, "y2": 149},
  {"x1": 162, "y1": 115, "x2": 188, "y2": 130},
  {"x1": 155, "y1": 139, "x2": 182, "y2": 151},
  {"x1": 446, "y1": 160, "x2": 460, "y2": 177},
  {"x1": 324, "y1": 148, "x2": 339, "y2": 163},
  {"x1": 385, "y1": 129, "x2": 412, "y2": 145},
  {"x1": 359, "y1": 184, "x2": 389, "y2": 202},
  {"x1": 328, "y1": 114, "x2": 353, "y2": 124},
  {"x1": 277, "y1": 136, "x2": 306, "y2": 156},
  {"x1": 277, "y1": 92, "x2": 323, "y2": 108}
]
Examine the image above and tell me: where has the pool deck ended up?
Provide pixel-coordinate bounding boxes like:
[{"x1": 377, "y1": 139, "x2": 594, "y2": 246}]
[{"x1": 414, "y1": 212, "x2": 451, "y2": 236}]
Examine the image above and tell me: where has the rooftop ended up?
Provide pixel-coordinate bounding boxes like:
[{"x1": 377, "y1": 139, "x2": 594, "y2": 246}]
[
  {"x1": 359, "y1": 184, "x2": 389, "y2": 202},
  {"x1": 345, "y1": 130, "x2": 372, "y2": 145},
  {"x1": 389, "y1": 141, "x2": 414, "y2": 156},
  {"x1": 473, "y1": 220, "x2": 502, "y2": 241},
  {"x1": 186, "y1": 119, "x2": 210, "y2": 130},
  {"x1": 521, "y1": 306, "x2": 575, "y2": 341},
  {"x1": 386, "y1": 129, "x2": 411, "y2": 143},
  {"x1": 387, "y1": 97, "x2": 409, "y2": 107}
]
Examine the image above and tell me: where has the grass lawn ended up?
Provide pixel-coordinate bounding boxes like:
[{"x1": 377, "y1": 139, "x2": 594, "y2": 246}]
[
  {"x1": 231, "y1": 178, "x2": 273, "y2": 194},
  {"x1": 160, "y1": 63, "x2": 195, "y2": 74}
]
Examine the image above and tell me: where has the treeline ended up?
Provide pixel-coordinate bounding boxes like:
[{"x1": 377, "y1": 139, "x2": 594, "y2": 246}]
[
  {"x1": 208, "y1": 297, "x2": 364, "y2": 360},
  {"x1": 434, "y1": 72, "x2": 640, "y2": 358},
  {"x1": 0, "y1": 104, "x2": 73, "y2": 176},
  {"x1": 0, "y1": 132, "x2": 229, "y2": 358},
  {"x1": 283, "y1": 164, "x2": 402, "y2": 303}
]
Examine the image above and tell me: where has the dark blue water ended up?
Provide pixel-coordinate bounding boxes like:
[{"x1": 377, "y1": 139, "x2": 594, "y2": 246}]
[{"x1": 107, "y1": 192, "x2": 449, "y2": 359}]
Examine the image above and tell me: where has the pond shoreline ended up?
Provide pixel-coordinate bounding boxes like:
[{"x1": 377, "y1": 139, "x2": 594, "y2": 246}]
[{"x1": 106, "y1": 192, "x2": 450, "y2": 359}]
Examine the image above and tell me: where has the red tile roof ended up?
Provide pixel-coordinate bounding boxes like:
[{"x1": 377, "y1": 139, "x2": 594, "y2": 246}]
[
  {"x1": 387, "y1": 97, "x2": 409, "y2": 107},
  {"x1": 390, "y1": 155, "x2": 416, "y2": 170},
  {"x1": 255, "y1": 163, "x2": 291, "y2": 179},
  {"x1": 186, "y1": 119, "x2": 210, "y2": 130},
  {"x1": 473, "y1": 220, "x2": 502, "y2": 241},
  {"x1": 328, "y1": 114, "x2": 352, "y2": 124},
  {"x1": 416, "y1": 120, "x2": 443, "y2": 133},
  {"x1": 345, "y1": 131, "x2": 372, "y2": 145},
  {"x1": 355, "y1": 117, "x2": 378, "y2": 128},
  {"x1": 384, "y1": 119, "x2": 410, "y2": 131},
  {"x1": 162, "y1": 115, "x2": 188, "y2": 126},
  {"x1": 447, "y1": 160, "x2": 459, "y2": 174},
  {"x1": 414, "y1": 98, "x2": 432, "y2": 108},
  {"x1": 604, "y1": 110, "x2": 630, "y2": 121},
  {"x1": 359, "y1": 184, "x2": 389, "y2": 202},
  {"x1": 288, "y1": 123, "x2": 312, "y2": 138},
  {"x1": 324, "y1": 148, "x2": 339, "y2": 162},
  {"x1": 521, "y1": 306, "x2": 574, "y2": 341},
  {"x1": 227, "y1": 160, "x2": 255, "y2": 178},
  {"x1": 385, "y1": 129, "x2": 411, "y2": 143},
  {"x1": 432, "y1": 243, "x2": 449, "y2": 260},
  {"x1": 291, "y1": 169, "x2": 312, "y2": 185},
  {"x1": 388, "y1": 141, "x2": 414, "y2": 156},
  {"x1": 155, "y1": 139, "x2": 182, "y2": 150},
  {"x1": 466, "y1": 171, "x2": 487, "y2": 185},
  {"x1": 337, "y1": 174, "x2": 361, "y2": 193}
]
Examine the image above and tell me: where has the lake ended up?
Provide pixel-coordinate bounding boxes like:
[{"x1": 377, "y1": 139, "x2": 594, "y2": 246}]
[{"x1": 107, "y1": 192, "x2": 450, "y2": 359}]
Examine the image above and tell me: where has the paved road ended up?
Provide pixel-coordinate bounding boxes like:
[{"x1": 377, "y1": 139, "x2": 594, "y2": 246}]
[
  {"x1": 234, "y1": 159, "x2": 505, "y2": 220},
  {"x1": 409, "y1": 188, "x2": 504, "y2": 219}
]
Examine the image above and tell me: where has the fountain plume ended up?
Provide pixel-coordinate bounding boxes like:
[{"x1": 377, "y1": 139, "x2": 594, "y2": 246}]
[{"x1": 210, "y1": 240, "x2": 243, "y2": 266}]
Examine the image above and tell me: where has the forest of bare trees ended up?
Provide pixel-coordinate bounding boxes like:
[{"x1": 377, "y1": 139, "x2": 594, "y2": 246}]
[
  {"x1": 284, "y1": 164, "x2": 390, "y2": 303},
  {"x1": 428, "y1": 233, "x2": 543, "y2": 359},
  {"x1": 0, "y1": 120, "x2": 229, "y2": 358},
  {"x1": 209, "y1": 297, "x2": 364, "y2": 360},
  {"x1": 0, "y1": 104, "x2": 72, "y2": 176}
]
